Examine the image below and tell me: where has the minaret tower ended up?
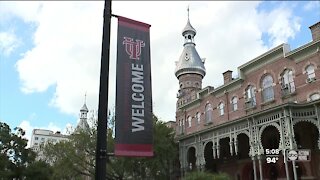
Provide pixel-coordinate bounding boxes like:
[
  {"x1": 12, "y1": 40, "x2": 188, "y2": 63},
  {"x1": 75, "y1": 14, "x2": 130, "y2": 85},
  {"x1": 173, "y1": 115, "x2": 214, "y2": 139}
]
[
  {"x1": 175, "y1": 7, "x2": 206, "y2": 108},
  {"x1": 75, "y1": 94, "x2": 90, "y2": 132}
]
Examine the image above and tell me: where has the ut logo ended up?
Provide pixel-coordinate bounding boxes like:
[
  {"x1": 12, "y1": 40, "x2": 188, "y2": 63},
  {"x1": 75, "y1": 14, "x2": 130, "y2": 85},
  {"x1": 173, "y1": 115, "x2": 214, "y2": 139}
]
[{"x1": 122, "y1": 37, "x2": 145, "y2": 60}]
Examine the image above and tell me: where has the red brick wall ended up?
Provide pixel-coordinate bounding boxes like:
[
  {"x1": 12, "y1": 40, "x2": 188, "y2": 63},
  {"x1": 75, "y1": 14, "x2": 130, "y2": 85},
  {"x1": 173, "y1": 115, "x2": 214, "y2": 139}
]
[{"x1": 176, "y1": 52, "x2": 320, "y2": 135}]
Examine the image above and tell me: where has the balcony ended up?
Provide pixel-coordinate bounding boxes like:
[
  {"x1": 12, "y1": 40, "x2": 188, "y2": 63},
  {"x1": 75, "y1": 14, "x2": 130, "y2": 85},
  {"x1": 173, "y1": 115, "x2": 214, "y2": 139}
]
[
  {"x1": 281, "y1": 83, "x2": 296, "y2": 98},
  {"x1": 245, "y1": 98, "x2": 256, "y2": 109}
]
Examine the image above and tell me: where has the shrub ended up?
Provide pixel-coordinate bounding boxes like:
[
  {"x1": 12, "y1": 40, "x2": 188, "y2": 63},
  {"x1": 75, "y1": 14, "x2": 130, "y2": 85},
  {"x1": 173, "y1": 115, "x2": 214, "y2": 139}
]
[{"x1": 184, "y1": 171, "x2": 230, "y2": 180}]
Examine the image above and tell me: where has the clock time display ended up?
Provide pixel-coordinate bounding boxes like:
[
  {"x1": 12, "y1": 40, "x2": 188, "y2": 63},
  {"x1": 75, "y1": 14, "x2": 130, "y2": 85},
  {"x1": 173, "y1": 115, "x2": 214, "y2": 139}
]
[{"x1": 265, "y1": 149, "x2": 281, "y2": 164}]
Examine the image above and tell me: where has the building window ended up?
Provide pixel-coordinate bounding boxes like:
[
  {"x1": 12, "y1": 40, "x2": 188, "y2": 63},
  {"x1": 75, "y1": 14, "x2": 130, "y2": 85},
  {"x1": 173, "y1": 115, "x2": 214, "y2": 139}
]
[
  {"x1": 205, "y1": 103, "x2": 213, "y2": 123},
  {"x1": 35, "y1": 137, "x2": 38, "y2": 140},
  {"x1": 281, "y1": 69, "x2": 295, "y2": 95},
  {"x1": 310, "y1": 93, "x2": 320, "y2": 101},
  {"x1": 306, "y1": 65, "x2": 316, "y2": 82},
  {"x1": 245, "y1": 85, "x2": 256, "y2": 108},
  {"x1": 218, "y1": 102, "x2": 224, "y2": 116},
  {"x1": 41, "y1": 138, "x2": 45, "y2": 141},
  {"x1": 231, "y1": 96, "x2": 238, "y2": 111},
  {"x1": 178, "y1": 120, "x2": 183, "y2": 134},
  {"x1": 188, "y1": 116, "x2": 192, "y2": 128},
  {"x1": 196, "y1": 112, "x2": 201, "y2": 125},
  {"x1": 261, "y1": 75, "x2": 274, "y2": 102}
]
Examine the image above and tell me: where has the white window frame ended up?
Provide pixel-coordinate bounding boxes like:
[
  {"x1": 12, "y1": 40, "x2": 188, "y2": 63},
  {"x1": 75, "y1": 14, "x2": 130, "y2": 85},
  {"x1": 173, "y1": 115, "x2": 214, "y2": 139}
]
[
  {"x1": 205, "y1": 103, "x2": 213, "y2": 123},
  {"x1": 196, "y1": 112, "x2": 201, "y2": 125},
  {"x1": 262, "y1": 75, "x2": 274, "y2": 102},
  {"x1": 219, "y1": 102, "x2": 224, "y2": 116},
  {"x1": 231, "y1": 97, "x2": 238, "y2": 111}
]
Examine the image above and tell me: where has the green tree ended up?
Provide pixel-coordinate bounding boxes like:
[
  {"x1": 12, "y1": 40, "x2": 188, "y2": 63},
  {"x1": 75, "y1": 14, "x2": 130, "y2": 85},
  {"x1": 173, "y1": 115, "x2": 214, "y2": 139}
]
[
  {"x1": 42, "y1": 128, "x2": 96, "y2": 179},
  {"x1": 185, "y1": 171, "x2": 230, "y2": 180},
  {"x1": 0, "y1": 122, "x2": 52, "y2": 179},
  {"x1": 24, "y1": 160, "x2": 53, "y2": 180},
  {"x1": 42, "y1": 113, "x2": 179, "y2": 180},
  {"x1": 106, "y1": 114, "x2": 179, "y2": 179}
]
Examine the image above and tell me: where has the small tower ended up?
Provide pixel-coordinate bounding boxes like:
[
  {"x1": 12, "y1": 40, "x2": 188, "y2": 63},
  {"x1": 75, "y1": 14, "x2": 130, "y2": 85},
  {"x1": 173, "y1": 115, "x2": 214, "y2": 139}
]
[
  {"x1": 75, "y1": 94, "x2": 90, "y2": 132},
  {"x1": 175, "y1": 7, "x2": 206, "y2": 108}
]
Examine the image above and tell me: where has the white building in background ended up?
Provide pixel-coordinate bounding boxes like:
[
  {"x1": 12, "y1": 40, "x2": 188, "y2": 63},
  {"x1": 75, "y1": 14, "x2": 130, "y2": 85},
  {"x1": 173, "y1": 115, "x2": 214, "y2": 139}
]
[
  {"x1": 30, "y1": 98, "x2": 91, "y2": 153},
  {"x1": 30, "y1": 129, "x2": 68, "y2": 152}
]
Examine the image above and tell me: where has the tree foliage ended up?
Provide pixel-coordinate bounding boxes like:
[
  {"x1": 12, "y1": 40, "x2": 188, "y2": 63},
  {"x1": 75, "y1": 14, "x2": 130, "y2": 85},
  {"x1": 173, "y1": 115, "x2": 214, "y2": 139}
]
[
  {"x1": 42, "y1": 127, "x2": 97, "y2": 179},
  {"x1": 185, "y1": 171, "x2": 231, "y2": 180},
  {"x1": 0, "y1": 122, "x2": 52, "y2": 179},
  {"x1": 106, "y1": 115, "x2": 179, "y2": 180},
  {"x1": 42, "y1": 114, "x2": 179, "y2": 179}
]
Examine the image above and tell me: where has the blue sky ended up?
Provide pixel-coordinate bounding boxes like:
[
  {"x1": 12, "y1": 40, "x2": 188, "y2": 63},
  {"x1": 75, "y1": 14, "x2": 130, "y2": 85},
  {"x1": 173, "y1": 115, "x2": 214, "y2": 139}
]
[{"x1": 0, "y1": 1, "x2": 319, "y2": 145}]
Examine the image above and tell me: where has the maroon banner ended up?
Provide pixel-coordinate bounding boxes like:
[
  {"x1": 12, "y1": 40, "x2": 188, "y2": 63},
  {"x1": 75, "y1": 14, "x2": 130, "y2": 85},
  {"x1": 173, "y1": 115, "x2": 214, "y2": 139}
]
[{"x1": 115, "y1": 16, "x2": 153, "y2": 157}]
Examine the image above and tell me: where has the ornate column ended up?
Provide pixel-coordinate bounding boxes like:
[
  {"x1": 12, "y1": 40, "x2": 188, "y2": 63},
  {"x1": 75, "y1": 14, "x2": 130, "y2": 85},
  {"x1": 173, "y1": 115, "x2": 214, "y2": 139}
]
[
  {"x1": 257, "y1": 155, "x2": 263, "y2": 180},
  {"x1": 288, "y1": 108, "x2": 298, "y2": 180},
  {"x1": 199, "y1": 140, "x2": 205, "y2": 171},
  {"x1": 195, "y1": 147, "x2": 200, "y2": 171},
  {"x1": 229, "y1": 134, "x2": 234, "y2": 156},
  {"x1": 315, "y1": 104, "x2": 320, "y2": 149},
  {"x1": 249, "y1": 119, "x2": 257, "y2": 180},
  {"x1": 286, "y1": 108, "x2": 297, "y2": 149},
  {"x1": 179, "y1": 143, "x2": 185, "y2": 177},
  {"x1": 251, "y1": 156, "x2": 257, "y2": 180},
  {"x1": 195, "y1": 136, "x2": 204, "y2": 171},
  {"x1": 279, "y1": 111, "x2": 290, "y2": 180},
  {"x1": 217, "y1": 139, "x2": 220, "y2": 159},
  {"x1": 251, "y1": 117, "x2": 264, "y2": 180},
  {"x1": 234, "y1": 133, "x2": 238, "y2": 156},
  {"x1": 212, "y1": 139, "x2": 216, "y2": 159}
]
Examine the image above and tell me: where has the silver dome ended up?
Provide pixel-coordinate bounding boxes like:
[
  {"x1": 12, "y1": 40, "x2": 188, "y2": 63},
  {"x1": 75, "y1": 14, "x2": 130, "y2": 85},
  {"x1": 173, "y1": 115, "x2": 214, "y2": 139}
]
[
  {"x1": 80, "y1": 103, "x2": 89, "y2": 112},
  {"x1": 175, "y1": 44, "x2": 206, "y2": 78},
  {"x1": 182, "y1": 19, "x2": 196, "y2": 36},
  {"x1": 175, "y1": 15, "x2": 206, "y2": 78}
]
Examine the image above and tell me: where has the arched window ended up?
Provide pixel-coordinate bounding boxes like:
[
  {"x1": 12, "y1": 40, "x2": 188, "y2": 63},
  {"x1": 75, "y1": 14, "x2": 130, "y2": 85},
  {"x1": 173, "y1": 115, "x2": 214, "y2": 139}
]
[
  {"x1": 306, "y1": 65, "x2": 316, "y2": 81},
  {"x1": 310, "y1": 93, "x2": 320, "y2": 101},
  {"x1": 196, "y1": 112, "x2": 201, "y2": 125},
  {"x1": 261, "y1": 75, "x2": 274, "y2": 102},
  {"x1": 218, "y1": 102, "x2": 224, "y2": 116},
  {"x1": 205, "y1": 103, "x2": 213, "y2": 123},
  {"x1": 281, "y1": 69, "x2": 295, "y2": 94},
  {"x1": 231, "y1": 96, "x2": 238, "y2": 111},
  {"x1": 188, "y1": 116, "x2": 192, "y2": 128},
  {"x1": 245, "y1": 85, "x2": 256, "y2": 108}
]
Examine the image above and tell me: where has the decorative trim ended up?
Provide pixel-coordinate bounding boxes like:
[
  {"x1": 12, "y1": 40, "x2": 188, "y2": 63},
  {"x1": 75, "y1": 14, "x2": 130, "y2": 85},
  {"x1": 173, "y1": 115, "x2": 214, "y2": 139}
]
[
  {"x1": 236, "y1": 130, "x2": 250, "y2": 138},
  {"x1": 259, "y1": 122, "x2": 283, "y2": 150},
  {"x1": 292, "y1": 118, "x2": 318, "y2": 127}
]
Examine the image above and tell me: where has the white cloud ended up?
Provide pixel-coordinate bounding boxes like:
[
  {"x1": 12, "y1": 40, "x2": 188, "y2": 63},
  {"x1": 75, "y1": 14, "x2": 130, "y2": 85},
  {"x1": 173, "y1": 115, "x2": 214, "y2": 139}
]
[
  {"x1": 0, "y1": 1, "x2": 42, "y2": 23},
  {"x1": 0, "y1": 31, "x2": 21, "y2": 56},
  {"x1": 259, "y1": 5, "x2": 301, "y2": 48},
  {"x1": 303, "y1": 1, "x2": 320, "y2": 11},
  {"x1": 7, "y1": 1, "x2": 304, "y2": 122}
]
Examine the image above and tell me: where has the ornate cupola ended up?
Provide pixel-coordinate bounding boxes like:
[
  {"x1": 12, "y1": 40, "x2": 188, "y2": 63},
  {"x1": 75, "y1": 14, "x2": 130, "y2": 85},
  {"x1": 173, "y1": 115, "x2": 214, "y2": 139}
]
[
  {"x1": 80, "y1": 103, "x2": 89, "y2": 119},
  {"x1": 175, "y1": 7, "x2": 206, "y2": 79},
  {"x1": 175, "y1": 7, "x2": 206, "y2": 105},
  {"x1": 75, "y1": 94, "x2": 90, "y2": 132}
]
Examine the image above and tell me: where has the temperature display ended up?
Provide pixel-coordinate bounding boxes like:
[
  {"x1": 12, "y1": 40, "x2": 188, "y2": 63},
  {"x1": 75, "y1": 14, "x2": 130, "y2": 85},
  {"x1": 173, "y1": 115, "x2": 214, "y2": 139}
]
[
  {"x1": 265, "y1": 149, "x2": 280, "y2": 164},
  {"x1": 266, "y1": 157, "x2": 279, "y2": 163}
]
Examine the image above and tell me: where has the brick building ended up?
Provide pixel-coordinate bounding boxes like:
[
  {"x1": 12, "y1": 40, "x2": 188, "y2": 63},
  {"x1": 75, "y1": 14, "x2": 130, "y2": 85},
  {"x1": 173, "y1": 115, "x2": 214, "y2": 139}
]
[{"x1": 174, "y1": 14, "x2": 320, "y2": 180}]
